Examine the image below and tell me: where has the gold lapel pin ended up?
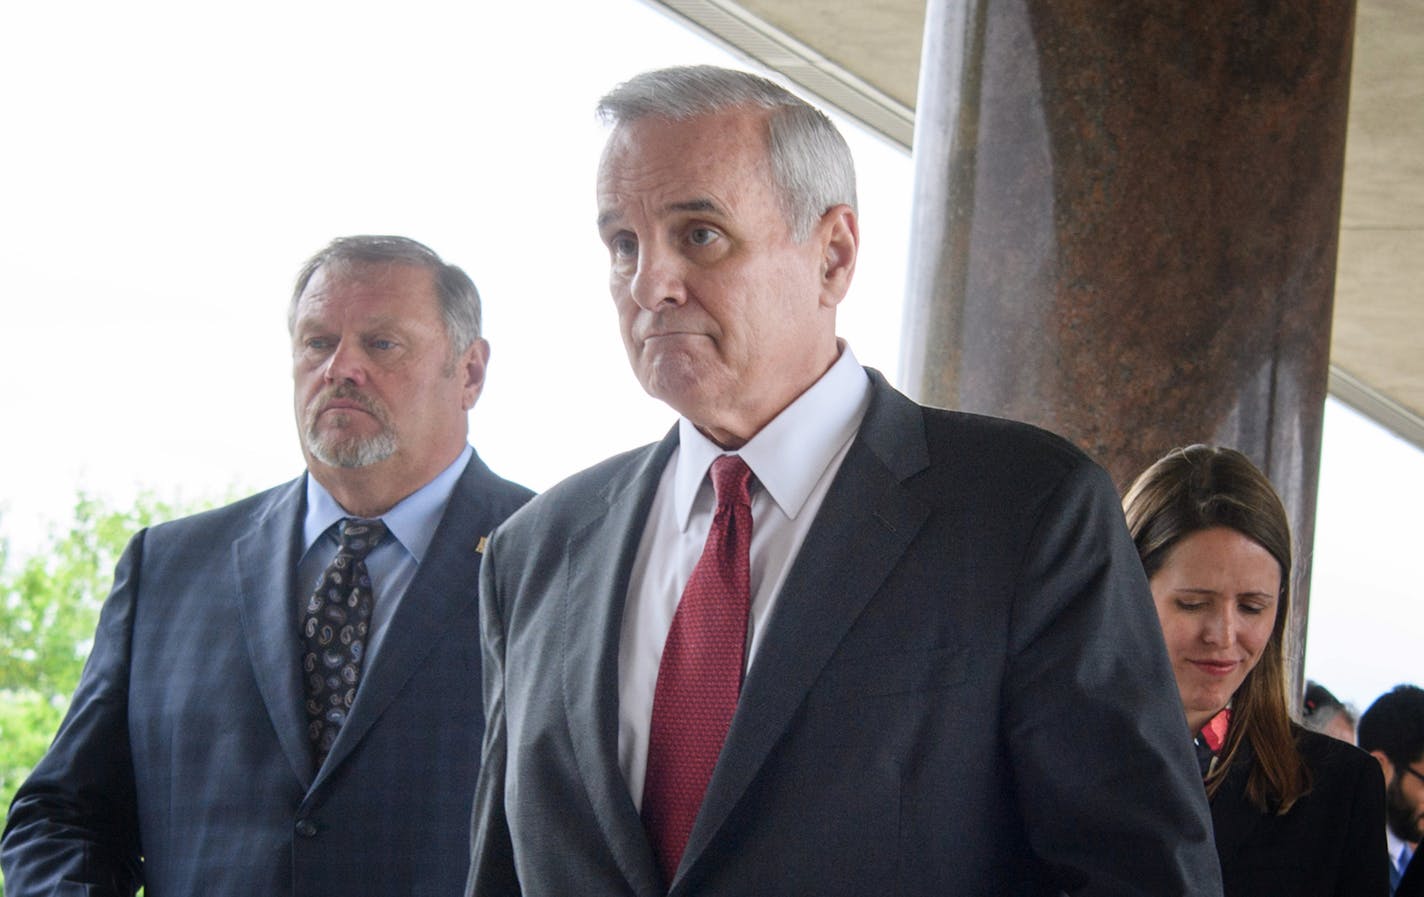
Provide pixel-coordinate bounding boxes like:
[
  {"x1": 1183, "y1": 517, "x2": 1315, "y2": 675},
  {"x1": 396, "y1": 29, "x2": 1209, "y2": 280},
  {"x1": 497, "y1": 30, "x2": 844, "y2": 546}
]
[{"x1": 476, "y1": 536, "x2": 488, "y2": 554}]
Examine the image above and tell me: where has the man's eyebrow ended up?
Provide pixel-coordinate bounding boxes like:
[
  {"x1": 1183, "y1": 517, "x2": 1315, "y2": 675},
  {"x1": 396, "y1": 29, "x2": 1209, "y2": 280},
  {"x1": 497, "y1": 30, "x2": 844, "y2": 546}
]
[
  {"x1": 596, "y1": 198, "x2": 725, "y2": 231},
  {"x1": 667, "y1": 198, "x2": 722, "y2": 216}
]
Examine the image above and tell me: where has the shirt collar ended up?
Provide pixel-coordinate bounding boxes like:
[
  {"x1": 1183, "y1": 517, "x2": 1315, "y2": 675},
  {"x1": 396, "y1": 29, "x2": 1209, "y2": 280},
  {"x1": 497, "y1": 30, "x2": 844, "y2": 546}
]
[
  {"x1": 302, "y1": 444, "x2": 472, "y2": 561},
  {"x1": 1387, "y1": 825, "x2": 1411, "y2": 867},
  {"x1": 673, "y1": 344, "x2": 871, "y2": 529}
]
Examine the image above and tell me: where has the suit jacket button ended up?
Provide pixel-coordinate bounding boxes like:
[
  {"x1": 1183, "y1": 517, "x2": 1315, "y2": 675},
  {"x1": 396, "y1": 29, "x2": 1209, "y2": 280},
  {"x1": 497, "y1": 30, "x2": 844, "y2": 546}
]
[{"x1": 295, "y1": 819, "x2": 318, "y2": 837}]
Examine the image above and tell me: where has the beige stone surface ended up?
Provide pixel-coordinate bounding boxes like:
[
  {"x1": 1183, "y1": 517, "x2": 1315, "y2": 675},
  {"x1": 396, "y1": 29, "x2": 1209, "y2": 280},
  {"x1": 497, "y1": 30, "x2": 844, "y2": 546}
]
[
  {"x1": 738, "y1": 0, "x2": 924, "y2": 108},
  {"x1": 1332, "y1": 0, "x2": 1424, "y2": 424}
]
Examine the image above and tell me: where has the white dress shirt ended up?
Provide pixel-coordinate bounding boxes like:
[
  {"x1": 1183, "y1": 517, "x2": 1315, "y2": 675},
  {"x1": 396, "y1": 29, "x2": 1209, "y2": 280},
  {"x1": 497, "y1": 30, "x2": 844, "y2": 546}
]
[{"x1": 617, "y1": 345, "x2": 872, "y2": 807}]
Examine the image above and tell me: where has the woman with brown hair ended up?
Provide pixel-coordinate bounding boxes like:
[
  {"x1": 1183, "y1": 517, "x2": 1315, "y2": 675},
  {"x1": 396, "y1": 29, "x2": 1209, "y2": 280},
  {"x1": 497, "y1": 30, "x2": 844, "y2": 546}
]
[{"x1": 1123, "y1": 444, "x2": 1388, "y2": 896}]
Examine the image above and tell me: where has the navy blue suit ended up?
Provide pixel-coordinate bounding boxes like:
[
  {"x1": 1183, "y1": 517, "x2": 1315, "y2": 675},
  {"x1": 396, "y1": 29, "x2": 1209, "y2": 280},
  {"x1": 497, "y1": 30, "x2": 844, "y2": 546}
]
[{"x1": 3, "y1": 452, "x2": 532, "y2": 897}]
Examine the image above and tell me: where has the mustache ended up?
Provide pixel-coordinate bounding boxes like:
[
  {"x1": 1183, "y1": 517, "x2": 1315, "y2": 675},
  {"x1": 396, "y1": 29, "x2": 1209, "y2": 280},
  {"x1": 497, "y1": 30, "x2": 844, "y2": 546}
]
[
  {"x1": 310, "y1": 383, "x2": 388, "y2": 423},
  {"x1": 634, "y1": 310, "x2": 707, "y2": 341}
]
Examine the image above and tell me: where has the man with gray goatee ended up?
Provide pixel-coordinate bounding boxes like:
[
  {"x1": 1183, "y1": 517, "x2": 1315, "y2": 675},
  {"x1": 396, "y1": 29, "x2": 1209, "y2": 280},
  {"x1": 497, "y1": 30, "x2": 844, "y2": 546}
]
[{"x1": 3, "y1": 235, "x2": 532, "y2": 897}]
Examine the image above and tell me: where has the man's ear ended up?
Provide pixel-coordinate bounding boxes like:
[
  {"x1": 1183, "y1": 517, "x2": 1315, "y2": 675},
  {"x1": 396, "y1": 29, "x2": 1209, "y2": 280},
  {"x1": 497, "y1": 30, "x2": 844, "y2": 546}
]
[
  {"x1": 1370, "y1": 749, "x2": 1395, "y2": 780},
  {"x1": 818, "y1": 204, "x2": 858, "y2": 308},
  {"x1": 460, "y1": 338, "x2": 490, "y2": 411}
]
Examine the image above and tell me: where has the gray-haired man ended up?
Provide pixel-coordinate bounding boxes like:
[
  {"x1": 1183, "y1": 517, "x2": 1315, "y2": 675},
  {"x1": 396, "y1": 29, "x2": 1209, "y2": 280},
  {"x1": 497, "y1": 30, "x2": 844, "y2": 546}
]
[
  {"x1": 4, "y1": 235, "x2": 533, "y2": 896},
  {"x1": 467, "y1": 67, "x2": 1221, "y2": 896}
]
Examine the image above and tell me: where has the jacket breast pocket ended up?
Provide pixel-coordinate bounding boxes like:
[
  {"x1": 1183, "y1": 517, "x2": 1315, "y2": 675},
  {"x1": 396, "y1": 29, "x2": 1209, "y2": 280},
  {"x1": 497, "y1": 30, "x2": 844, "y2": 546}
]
[{"x1": 808, "y1": 643, "x2": 968, "y2": 706}]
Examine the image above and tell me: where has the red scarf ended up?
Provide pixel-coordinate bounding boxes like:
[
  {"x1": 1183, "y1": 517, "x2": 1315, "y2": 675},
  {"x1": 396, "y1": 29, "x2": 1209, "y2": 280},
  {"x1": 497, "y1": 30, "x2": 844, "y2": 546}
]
[{"x1": 1201, "y1": 707, "x2": 1232, "y2": 754}]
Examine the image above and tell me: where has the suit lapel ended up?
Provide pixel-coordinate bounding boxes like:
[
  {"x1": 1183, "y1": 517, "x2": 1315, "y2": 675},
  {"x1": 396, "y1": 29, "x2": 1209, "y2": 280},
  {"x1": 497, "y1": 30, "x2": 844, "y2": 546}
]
[
  {"x1": 314, "y1": 456, "x2": 491, "y2": 786},
  {"x1": 233, "y1": 477, "x2": 312, "y2": 789},
  {"x1": 676, "y1": 374, "x2": 932, "y2": 888},
  {"x1": 560, "y1": 434, "x2": 677, "y2": 897}
]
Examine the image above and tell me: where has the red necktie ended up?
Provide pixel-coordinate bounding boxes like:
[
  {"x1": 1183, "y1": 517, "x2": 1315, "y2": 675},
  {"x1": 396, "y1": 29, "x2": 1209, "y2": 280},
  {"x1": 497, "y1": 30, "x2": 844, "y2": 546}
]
[{"x1": 642, "y1": 455, "x2": 754, "y2": 885}]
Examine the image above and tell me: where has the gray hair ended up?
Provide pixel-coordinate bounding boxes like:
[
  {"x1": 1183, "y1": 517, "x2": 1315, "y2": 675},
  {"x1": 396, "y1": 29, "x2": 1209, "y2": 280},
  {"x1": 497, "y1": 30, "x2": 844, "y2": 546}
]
[
  {"x1": 289, "y1": 235, "x2": 482, "y2": 354},
  {"x1": 597, "y1": 65, "x2": 857, "y2": 241}
]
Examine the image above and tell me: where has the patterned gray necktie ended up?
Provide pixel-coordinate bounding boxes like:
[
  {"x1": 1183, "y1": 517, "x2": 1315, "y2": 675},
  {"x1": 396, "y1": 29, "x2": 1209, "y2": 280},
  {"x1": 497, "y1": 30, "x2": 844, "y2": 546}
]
[{"x1": 301, "y1": 517, "x2": 386, "y2": 769}]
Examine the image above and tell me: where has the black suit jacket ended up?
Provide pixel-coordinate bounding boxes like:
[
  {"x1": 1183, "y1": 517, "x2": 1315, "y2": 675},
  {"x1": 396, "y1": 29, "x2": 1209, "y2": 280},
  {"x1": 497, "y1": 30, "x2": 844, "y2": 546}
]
[
  {"x1": 1209, "y1": 727, "x2": 1388, "y2": 897},
  {"x1": 468, "y1": 372, "x2": 1222, "y2": 897},
  {"x1": 2, "y1": 452, "x2": 532, "y2": 897},
  {"x1": 1398, "y1": 846, "x2": 1424, "y2": 897}
]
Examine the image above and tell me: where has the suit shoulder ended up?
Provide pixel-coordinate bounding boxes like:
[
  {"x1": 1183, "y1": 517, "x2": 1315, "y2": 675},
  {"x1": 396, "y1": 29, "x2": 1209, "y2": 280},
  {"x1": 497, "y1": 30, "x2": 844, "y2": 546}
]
[
  {"x1": 495, "y1": 441, "x2": 662, "y2": 537},
  {"x1": 862, "y1": 374, "x2": 1098, "y2": 485},
  {"x1": 468, "y1": 466, "x2": 537, "y2": 521},
  {"x1": 143, "y1": 479, "x2": 300, "y2": 544},
  {"x1": 906, "y1": 404, "x2": 1108, "y2": 508},
  {"x1": 856, "y1": 377, "x2": 1112, "y2": 520},
  {"x1": 921, "y1": 405, "x2": 1093, "y2": 471},
  {"x1": 1294, "y1": 726, "x2": 1382, "y2": 781}
]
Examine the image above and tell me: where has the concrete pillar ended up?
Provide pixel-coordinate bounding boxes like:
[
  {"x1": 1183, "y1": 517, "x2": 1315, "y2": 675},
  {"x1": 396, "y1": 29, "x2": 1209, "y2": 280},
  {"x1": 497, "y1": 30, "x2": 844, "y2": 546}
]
[{"x1": 902, "y1": 0, "x2": 1356, "y2": 693}]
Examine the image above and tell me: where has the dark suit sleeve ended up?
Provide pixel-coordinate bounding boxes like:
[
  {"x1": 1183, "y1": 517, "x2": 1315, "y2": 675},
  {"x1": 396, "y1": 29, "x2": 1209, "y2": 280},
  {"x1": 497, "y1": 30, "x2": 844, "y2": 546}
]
[
  {"x1": 1001, "y1": 460, "x2": 1223, "y2": 896},
  {"x1": 465, "y1": 533, "x2": 521, "y2": 897},
  {"x1": 1, "y1": 533, "x2": 146, "y2": 897}
]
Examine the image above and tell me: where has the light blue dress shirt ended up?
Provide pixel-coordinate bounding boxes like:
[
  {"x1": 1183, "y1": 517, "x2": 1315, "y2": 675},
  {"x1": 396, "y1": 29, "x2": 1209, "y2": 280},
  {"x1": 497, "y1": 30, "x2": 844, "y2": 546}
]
[{"x1": 296, "y1": 444, "x2": 472, "y2": 667}]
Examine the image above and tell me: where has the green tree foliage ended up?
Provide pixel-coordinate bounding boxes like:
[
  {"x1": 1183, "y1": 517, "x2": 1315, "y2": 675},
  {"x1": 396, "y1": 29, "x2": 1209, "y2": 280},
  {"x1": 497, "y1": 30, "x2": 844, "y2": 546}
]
[{"x1": 0, "y1": 491, "x2": 207, "y2": 885}]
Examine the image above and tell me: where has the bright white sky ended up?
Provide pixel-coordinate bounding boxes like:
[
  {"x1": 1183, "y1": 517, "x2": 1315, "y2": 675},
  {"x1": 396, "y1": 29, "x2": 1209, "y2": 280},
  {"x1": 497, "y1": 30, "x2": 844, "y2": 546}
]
[{"x1": 1, "y1": 0, "x2": 1419, "y2": 715}]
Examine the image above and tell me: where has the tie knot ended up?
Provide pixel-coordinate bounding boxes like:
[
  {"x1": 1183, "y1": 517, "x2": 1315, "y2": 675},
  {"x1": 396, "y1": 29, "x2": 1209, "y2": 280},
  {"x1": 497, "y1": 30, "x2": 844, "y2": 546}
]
[
  {"x1": 338, "y1": 517, "x2": 387, "y2": 560},
  {"x1": 709, "y1": 455, "x2": 753, "y2": 508}
]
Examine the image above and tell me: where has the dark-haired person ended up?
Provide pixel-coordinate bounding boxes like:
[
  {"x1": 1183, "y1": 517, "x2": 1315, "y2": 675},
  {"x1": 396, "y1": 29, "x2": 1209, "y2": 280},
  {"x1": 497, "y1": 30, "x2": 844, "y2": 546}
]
[
  {"x1": 1124, "y1": 444, "x2": 1388, "y2": 897},
  {"x1": 1359, "y1": 684, "x2": 1424, "y2": 894}
]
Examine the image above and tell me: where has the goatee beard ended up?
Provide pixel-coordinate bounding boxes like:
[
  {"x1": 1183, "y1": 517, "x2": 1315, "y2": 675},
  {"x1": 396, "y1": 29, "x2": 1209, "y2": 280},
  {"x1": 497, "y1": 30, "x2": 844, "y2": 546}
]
[
  {"x1": 304, "y1": 385, "x2": 397, "y2": 468},
  {"x1": 308, "y1": 424, "x2": 397, "y2": 468}
]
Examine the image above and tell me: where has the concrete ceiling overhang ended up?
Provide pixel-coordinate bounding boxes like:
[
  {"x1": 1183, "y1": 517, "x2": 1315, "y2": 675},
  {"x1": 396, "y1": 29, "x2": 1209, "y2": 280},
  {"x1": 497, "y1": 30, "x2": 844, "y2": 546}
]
[{"x1": 652, "y1": 0, "x2": 1424, "y2": 451}]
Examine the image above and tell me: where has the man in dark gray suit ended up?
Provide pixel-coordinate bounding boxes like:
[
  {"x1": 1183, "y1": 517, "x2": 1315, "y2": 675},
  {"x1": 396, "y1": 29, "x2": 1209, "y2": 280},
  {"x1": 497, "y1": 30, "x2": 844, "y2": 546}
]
[
  {"x1": 467, "y1": 66, "x2": 1222, "y2": 896},
  {"x1": 2, "y1": 235, "x2": 533, "y2": 896},
  {"x1": 1359, "y1": 685, "x2": 1424, "y2": 896}
]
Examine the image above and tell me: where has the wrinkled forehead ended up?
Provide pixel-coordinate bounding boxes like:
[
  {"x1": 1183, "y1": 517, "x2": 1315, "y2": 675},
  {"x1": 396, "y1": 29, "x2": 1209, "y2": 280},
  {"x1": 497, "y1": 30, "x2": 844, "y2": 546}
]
[
  {"x1": 300, "y1": 260, "x2": 435, "y2": 304},
  {"x1": 602, "y1": 109, "x2": 772, "y2": 172},
  {"x1": 291, "y1": 261, "x2": 442, "y2": 331},
  {"x1": 596, "y1": 111, "x2": 777, "y2": 219}
]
